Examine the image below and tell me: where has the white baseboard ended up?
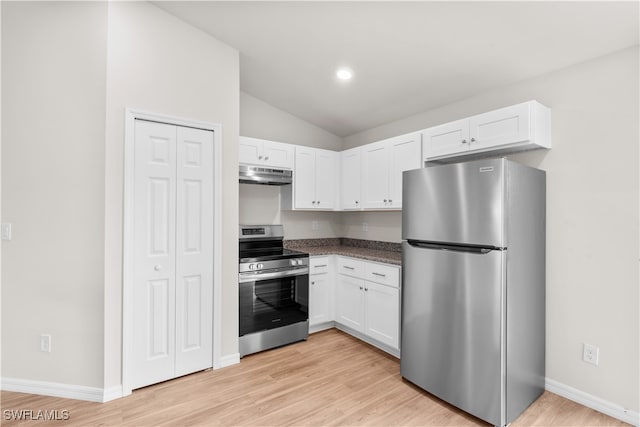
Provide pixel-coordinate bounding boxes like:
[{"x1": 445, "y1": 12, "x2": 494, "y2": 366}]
[
  {"x1": 1, "y1": 377, "x2": 107, "y2": 403},
  {"x1": 545, "y1": 378, "x2": 639, "y2": 426},
  {"x1": 219, "y1": 353, "x2": 240, "y2": 368},
  {"x1": 102, "y1": 385, "x2": 123, "y2": 402}
]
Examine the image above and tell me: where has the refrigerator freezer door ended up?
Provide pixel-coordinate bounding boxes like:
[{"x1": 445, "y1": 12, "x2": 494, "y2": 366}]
[
  {"x1": 402, "y1": 158, "x2": 505, "y2": 247},
  {"x1": 400, "y1": 241, "x2": 505, "y2": 426}
]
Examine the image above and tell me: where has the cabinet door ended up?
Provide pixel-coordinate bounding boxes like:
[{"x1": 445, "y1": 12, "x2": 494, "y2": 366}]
[
  {"x1": 388, "y1": 133, "x2": 422, "y2": 209},
  {"x1": 340, "y1": 147, "x2": 362, "y2": 210},
  {"x1": 263, "y1": 140, "x2": 294, "y2": 169},
  {"x1": 309, "y1": 274, "x2": 332, "y2": 326},
  {"x1": 314, "y1": 149, "x2": 338, "y2": 210},
  {"x1": 469, "y1": 102, "x2": 530, "y2": 152},
  {"x1": 361, "y1": 141, "x2": 390, "y2": 209},
  {"x1": 336, "y1": 275, "x2": 365, "y2": 333},
  {"x1": 364, "y1": 281, "x2": 399, "y2": 349},
  {"x1": 422, "y1": 118, "x2": 470, "y2": 160},
  {"x1": 238, "y1": 136, "x2": 263, "y2": 165},
  {"x1": 294, "y1": 146, "x2": 317, "y2": 209}
]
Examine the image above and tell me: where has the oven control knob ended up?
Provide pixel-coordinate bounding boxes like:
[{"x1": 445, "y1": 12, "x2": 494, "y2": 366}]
[
  {"x1": 248, "y1": 264, "x2": 255, "y2": 270},
  {"x1": 257, "y1": 263, "x2": 264, "y2": 269},
  {"x1": 297, "y1": 259, "x2": 303, "y2": 265}
]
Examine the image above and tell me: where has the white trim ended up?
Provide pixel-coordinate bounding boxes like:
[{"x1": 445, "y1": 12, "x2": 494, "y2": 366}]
[
  {"x1": 545, "y1": 378, "x2": 639, "y2": 426},
  {"x1": 1, "y1": 378, "x2": 104, "y2": 403},
  {"x1": 219, "y1": 353, "x2": 241, "y2": 369},
  {"x1": 122, "y1": 108, "x2": 223, "y2": 395},
  {"x1": 102, "y1": 385, "x2": 124, "y2": 402}
]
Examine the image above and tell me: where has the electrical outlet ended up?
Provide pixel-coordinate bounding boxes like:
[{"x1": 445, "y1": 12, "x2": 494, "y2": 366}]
[
  {"x1": 312, "y1": 221, "x2": 319, "y2": 230},
  {"x1": 362, "y1": 222, "x2": 368, "y2": 232},
  {"x1": 1, "y1": 223, "x2": 12, "y2": 241},
  {"x1": 40, "y1": 334, "x2": 51, "y2": 353},
  {"x1": 583, "y1": 343, "x2": 599, "y2": 365}
]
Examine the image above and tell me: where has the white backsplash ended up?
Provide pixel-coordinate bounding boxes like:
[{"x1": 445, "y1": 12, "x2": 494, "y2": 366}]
[{"x1": 239, "y1": 183, "x2": 401, "y2": 242}]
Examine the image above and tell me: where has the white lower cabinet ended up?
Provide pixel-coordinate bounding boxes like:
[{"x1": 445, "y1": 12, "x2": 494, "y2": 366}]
[
  {"x1": 334, "y1": 256, "x2": 400, "y2": 352},
  {"x1": 309, "y1": 256, "x2": 334, "y2": 331},
  {"x1": 335, "y1": 274, "x2": 366, "y2": 331}
]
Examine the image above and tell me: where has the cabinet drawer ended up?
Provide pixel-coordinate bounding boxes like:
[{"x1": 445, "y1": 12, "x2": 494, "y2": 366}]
[
  {"x1": 310, "y1": 256, "x2": 330, "y2": 275},
  {"x1": 364, "y1": 262, "x2": 400, "y2": 288},
  {"x1": 337, "y1": 257, "x2": 366, "y2": 278}
]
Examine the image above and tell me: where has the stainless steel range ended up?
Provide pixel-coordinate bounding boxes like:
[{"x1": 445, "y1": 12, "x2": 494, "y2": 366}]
[{"x1": 238, "y1": 225, "x2": 309, "y2": 357}]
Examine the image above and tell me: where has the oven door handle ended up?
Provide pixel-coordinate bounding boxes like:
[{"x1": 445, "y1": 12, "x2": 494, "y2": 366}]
[{"x1": 239, "y1": 267, "x2": 309, "y2": 283}]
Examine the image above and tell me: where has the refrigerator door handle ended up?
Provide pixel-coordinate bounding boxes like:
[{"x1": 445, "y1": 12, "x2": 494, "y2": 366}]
[{"x1": 406, "y1": 239, "x2": 502, "y2": 254}]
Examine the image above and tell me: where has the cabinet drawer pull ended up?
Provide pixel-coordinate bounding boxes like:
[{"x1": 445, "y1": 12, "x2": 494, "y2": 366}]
[
  {"x1": 343, "y1": 265, "x2": 355, "y2": 270},
  {"x1": 359, "y1": 286, "x2": 363, "y2": 290},
  {"x1": 461, "y1": 139, "x2": 468, "y2": 144},
  {"x1": 364, "y1": 287, "x2": 369, "y2": 292},
  {"x1": 470, "y1": 138, "x2": 476, "y2": 142},
  {"x1": 314, "y1": 264, "x2": 328, "y2": 268},
  {"x1": 372, "y1": 272, "x2": 386, "y2": 277}
]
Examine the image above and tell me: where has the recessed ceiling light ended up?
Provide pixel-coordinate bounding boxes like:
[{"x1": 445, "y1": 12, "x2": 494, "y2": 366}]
[{"x1": 336, "y1": 68, "x2": 353, "y2": 81}]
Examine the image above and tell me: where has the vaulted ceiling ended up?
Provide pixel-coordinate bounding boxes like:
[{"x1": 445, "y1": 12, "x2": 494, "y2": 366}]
[{"x1": 155, "y1": 1, "x2": 639, "y2": 137}]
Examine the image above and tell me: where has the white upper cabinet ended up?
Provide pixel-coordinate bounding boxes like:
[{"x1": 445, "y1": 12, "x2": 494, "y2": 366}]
[
  {"x1": 362, "y1": 141, "x2": 390, "y2": 209},
  {"x1": 422, "y1": 118, "x2": 470, "y2": 158},
  {"x1": 284, "y1": 146, "x2": 338, "y2": 210},
  {"x1": 362, "y1": 132, "x2": 422, "y2": 210},
  {"x1": 239, "y1": 136, "x2": 294, "y2": 169},
  {"x1": 340, "y1": 147, "x2": 362, "y2": 210},
  {"x1": 389, "y1": 134, "x2": 422, "y2": 209},
  {"x1": 422, "y1": 101, "x2": 551, "y2": 162}
]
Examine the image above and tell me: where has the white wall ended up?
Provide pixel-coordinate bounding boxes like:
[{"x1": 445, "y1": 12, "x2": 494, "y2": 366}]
[
  {"x1": 344, "y1": 47, "x2": 640, "y2": 413},
  {"x1": 1, "y1": 0, "x2": 240, "y2": 393},
  {"x1": 241, "y1": 92, "x2": 342, "y2": 151},
  {"x1": 1, "y1": 2, "x2": 108, "y2": 387},
  {"x1": 104, "y1": 2, "x2": 239, "y2": 389}
]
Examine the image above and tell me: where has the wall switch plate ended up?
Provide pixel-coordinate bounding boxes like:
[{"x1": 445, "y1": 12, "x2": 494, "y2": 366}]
[
  {"x1": 583, "y1": 343, "x2": 599, "y2": 365},
  {"x1": 362, "y1": 222, "x2": 368, "y2": 232},
  {"x1": 40, "y1": 334, "x2": 51, "y2": 353},
  {"x1": 1, "y1": 223, "x2": 11, "y2": 241}
]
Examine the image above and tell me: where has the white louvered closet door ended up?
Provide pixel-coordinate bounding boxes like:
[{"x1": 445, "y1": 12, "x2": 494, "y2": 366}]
[{"x1": 131, "y1": 119, "x2": 214, "y2": 390}]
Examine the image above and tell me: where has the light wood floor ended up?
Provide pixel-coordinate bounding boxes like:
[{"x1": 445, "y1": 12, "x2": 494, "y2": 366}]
[{"x1": 1, "y1": 329, "x2": 629, "y2": 426}]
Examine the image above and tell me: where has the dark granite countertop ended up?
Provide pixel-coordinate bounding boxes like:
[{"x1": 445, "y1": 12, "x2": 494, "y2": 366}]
[{"x1": 284, "y1": 238, "x2": 402, "y2": 266}]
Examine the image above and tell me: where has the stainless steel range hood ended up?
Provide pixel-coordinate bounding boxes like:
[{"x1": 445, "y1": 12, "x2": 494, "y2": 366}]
[{"x1": 239, "y1": 164, "x2": 292, "y2": 185}]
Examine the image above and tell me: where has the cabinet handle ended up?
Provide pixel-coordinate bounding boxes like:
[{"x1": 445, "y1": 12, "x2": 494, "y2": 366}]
[
  {"x1": 372, "y1": 272, "x2": 386, "y2": 277},
  {"x1": 311, "y1": 282, "x2": 315, "y2": 285},
  {"x1": 343, "y1": 265, "x2": 355, "y2": 270},
  {"x1": 389, "y1": 199, "x2": 392, "y2": 203},
  {"x1": 359, "y1": 286, "x2": 363, "y2": 290},
  {"x1": 470, "y1": 138, "x2": 476, "y2": 142},
  {"x1": 355, "y1": 201, "x2": 359, "y2": 204},
  {"x1": 265, "y1": 156, "x2": 269, "y2": 160},
  {"x1": 461, "y1": 139, "x2": 468, "y2": 144},
  {"x1": 312, "y1": 201, "x2": 316, "y2": 205},
  {"x1": 364, "y1": 287, "x2": 369, "y2": 292},
  {"x1": 314, "y1": 264, "x2": 327, "y2": 268},
  {"x1": 258, "y1": 155, "x2": 263, "y2": 159},
  {"x1": 383, "y1": 199, "x2": 387, "y2": 203}
]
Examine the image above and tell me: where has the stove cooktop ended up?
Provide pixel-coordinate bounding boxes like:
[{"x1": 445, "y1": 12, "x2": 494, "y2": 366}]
[{"x1": 239, "y1": 248, "x2": 308, "y2": 263}]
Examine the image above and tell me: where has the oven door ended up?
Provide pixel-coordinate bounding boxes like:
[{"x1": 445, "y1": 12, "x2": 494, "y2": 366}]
[{"x1": 239, "y1": 268, "x2": 309, "y2": 336}]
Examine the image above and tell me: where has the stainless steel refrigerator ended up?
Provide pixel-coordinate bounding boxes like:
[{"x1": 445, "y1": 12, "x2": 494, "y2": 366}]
[{"x1": 401, "y1": 158, "x2": 545, "y2": 426}]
